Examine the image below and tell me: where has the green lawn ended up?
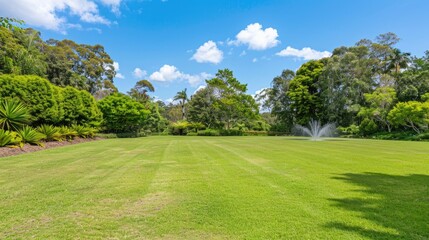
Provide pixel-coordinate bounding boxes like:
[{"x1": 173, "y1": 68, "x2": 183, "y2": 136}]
[{"x1": 0, "y1": 137, "x2": 428, "y2": 239}]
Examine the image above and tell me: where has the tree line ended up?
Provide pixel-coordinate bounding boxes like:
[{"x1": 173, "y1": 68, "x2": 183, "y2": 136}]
[
  {"x1": 259, "y1": 33, "x2": 429, "y2": 139},
  {"x1": 1, "y1": 17, "x2": 428, "y2": 140}
]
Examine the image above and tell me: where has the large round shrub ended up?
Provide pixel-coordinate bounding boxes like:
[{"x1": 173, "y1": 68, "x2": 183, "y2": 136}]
[
  {"x1": 98, "y1": 93, "x2": 149, "y2": 133},
  {"x1": 0, "y1": 74, "x2": 62, "y2": 124},
  {"x1": 0, "y1": 74, "x2": 102, "y2": 127}
]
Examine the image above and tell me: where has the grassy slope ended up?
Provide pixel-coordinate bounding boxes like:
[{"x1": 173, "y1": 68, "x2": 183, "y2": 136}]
[{"x1": 0, "y1": 136, "x2": 428, "y2": 239}]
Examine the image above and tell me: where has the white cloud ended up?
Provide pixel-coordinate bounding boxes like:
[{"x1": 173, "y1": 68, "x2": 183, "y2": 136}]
[
  {"x1": 183, "y1": 72, "x2": 212, "y2": 87},
  {"x1": 133, "y1": 68, "x2": 147, "y2": 78},
  {"x1": 276, "y1": 46, "x2": 332, "y2": 60},
  {"x1": 86, "y1": 27, "x2": 102, "y2": 34},
  {"x1": 229, "y1": 23, "x2": 280, "y2": 50},
  {"x1": 149, "y1": 64, "x2": 212, "y2": 86},
  {"x1": 115, "y1": 73, "x2": 125, "y2": 79},
  {"x1": 252, "y1": 58, "x2": 258, "y2": 63},
  {"x1": 0, "y1": 0, "x2": 112, "y2": 32},
  {"x1": 149, "y1": 65, "x2": 182, "y2": 82},
  {"x1": 112, "y1": 61, "x2": 124, "y2": 79},
  {"x1": 113, "y1": 62, "x2": 120, "y2": 71},
  {"x1": 100, "y1": 0, "x2": 122, "y2": 14},
  {"x1": 191, "y1": 41, "x2": 223, "y2": 64},
  {"x1": 239, "y1": 50, "x2": 247, "y2": 56}
]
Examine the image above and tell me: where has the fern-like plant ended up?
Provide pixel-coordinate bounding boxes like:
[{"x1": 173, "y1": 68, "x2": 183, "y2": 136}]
[
  {"x1": 17, "y1": 126, "x2": 44, "y2": 146},
  {"x1": 72, "y1": 125, "x2": 96, "y2": 138},
  {"x1": 0, "y1": 99, "x2": 31, "y2": 130},
  {"x1": 58, "y1": 126, "x2": 77, "y2": 140},
  {"x1": 0, "y1": 129, "x2": 22, "y2": 147},
  {"x1": 37, "y1": 124, "x2": 61, "y2": 141}
]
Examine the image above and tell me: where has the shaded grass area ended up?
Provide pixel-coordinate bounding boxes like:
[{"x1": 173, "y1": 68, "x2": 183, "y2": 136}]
[{"x1": 0, "y1": 136, "x2": 428, "y2": 239}]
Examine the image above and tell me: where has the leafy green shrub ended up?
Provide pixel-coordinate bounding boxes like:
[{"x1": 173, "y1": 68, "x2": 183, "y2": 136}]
[
  {"x1": 371, "y1": 131, "x2": 416, "y2": 140},
  {"x1": 59, "y1": 87, "x2": 102, "y2": 126},
  {"x1": 96, "y1": 132, "x2": 146, "y2": 138},
  {"x1": 410, "y1": 132, "x2": 429, "y2": 141},
  {"x1": 388, "y1": 101, "x2": 429, "y2": 134},
  {"x1": 72, "y1": 125, "x2": 97, "y2": 138},
  {"x1": 0, "y1": 129, "x2": 21, "y2": 147},
  {"x1": 243, "y1": 131, "x2": 268, "y2": 136},
  {"x1": 116, "y1": 132, "x2": 146, "y2": 138},
  {"x1": 169, "y1": 121, "x2": 190, "y2": 135},
  {"x1": 17, "y1": 126, "x2": 44, "y2": 146},
  {"x1": 219, "y1": 129, "x2": 243, "y2": 136},
  {"x1": 197, "y1": 129, "x2": 220, "y2": 136},
  {"x1": 0, "y1": 74, "x2": 62, "y2": 124},
  {"x1": 0, "y1": 74, "x2": 102, "y2": 126},
  {"x1": 188, "y1": 122, "x2": 206, "y2": 132},
  {"x1": 359, "y1": 118, "x2": 378, "y2": 136},
  {"x1": 58, "y1": 126, "x2": 77, "y2": 140},
  {"x1": 338, "y1": 124, "x2": 360, "y2": 137},
  {"x1": 186, "y1": 132, "x2": 198, "y2": 136},
  {"x1": 267, "y1": 131, "x2": 289, "y2": 136},
  {"x1": 98, "y1": 93, "x2": 149, "y2": 133},
  {"x1": 95, "y1": 133, "x2": 118, "y2": 138},
  {"x1": 0, "y1": 98, "x2": 31, "y2": 130},
  {"x1": 37, "y1": 124, "x2": 61, "y2": 141}
]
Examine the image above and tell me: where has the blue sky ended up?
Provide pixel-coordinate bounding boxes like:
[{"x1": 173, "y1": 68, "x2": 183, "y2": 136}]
[{"x1": 1, "y1": 0, "x2": 429, "y2": 102}]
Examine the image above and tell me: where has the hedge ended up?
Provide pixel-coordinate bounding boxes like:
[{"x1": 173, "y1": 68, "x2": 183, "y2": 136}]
[{"x1": 0, "y1": 74, "x2": 101, "y2": 126}]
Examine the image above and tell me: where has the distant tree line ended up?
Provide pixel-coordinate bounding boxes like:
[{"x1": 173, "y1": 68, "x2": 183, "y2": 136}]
[{"x1": 259, "y1": 33, "x2": 429, "y2": 138}]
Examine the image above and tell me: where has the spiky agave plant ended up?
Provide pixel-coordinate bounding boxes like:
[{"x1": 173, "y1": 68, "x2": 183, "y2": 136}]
[
  {"x1": 37, "y1": 124, "x2": 61, "y2": 141},
  {"x1": 0, "y1": 129, "x2": 22, "y2": 147},
  {"x1": 72, "y1": 125, "x2": 97, "y2": 138},
  {"x1": 58, "y1": 126, "x2": 77, "y2": 141},
  {"x1": 0, "y1": 99, "x2": 31, "y2": 130},
  {"x1": 17, "y1": 126, "x2": 45, "y2": 146}
]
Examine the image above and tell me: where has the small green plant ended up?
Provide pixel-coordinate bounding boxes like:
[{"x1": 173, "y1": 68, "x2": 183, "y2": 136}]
[
  {"x1": 186, "y1": 132, "x2": 198, "y2": 136},
  {"x1": 169, "y1": 121, "x2": 190, "y2": 135},
  {"x1": 0, "y1": 129, "x2": 22, "y2": 147},
  {"x1": 37, "y1": 124, "x2": 61, "y2": 141},
  {"x1": 58, "y1": 126, "x2": 78, "y2": 140},
  {"x1": 197, "y1": 129, "x2": 220, "y2": 136},
  {"x1": 17, "y1": 126, "x2": 44, "y2": 146},
  {"x1": 72, "y1": 125, "x2": 97, "y2": 138},
  {"x1": 0, "y1": 99, "x2": 31, "y2": 130},
  {"x1": 220, "y1": 129, "x2": 243, "y2": 136}
]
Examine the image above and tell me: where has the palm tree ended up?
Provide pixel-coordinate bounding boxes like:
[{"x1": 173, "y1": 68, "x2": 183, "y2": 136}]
[
  {"x1": 128, "y1": 79, "x2": 155, "y2": 103},
  {"x1": 174, "y1": 88, "x2": 188, "y2": 120},
  {"x1": 387, "y1": 48, "x2": 411, "y2": 75}
]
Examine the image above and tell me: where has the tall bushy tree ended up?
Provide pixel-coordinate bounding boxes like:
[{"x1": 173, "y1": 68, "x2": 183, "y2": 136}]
[
  {"x1": 98, "y1": 93, "x2": 149, "y2": 133},
  {"x1": 187, "y1": 86, "x2": 222, "y2": 129},
  {"x1": 0, "y1": 27, "x2": 47, "y2": 76},
  {"x1": 288, "y1": 60, "x2": 324, "y2": 125},
  {"x1": 320, "y1": 45, "x2": 377, "y2": 126},
  {"x1": 44, "y1": 39, "x2": 116, "y2": 93},
  {"x1": 358, "y1": 87, "x2": 397, "y2": 132},
  {"x1": 128, "y1": 79, "x2": 155, "y2": 103},
  {"x1": 396, "y1": 51, "x2": 429, "y2": 102},
  {"x1": 0, "y1": 23, "x2": 117, "y2": 94},
  {"x1": 259, "y1": 70, "x2": 295, "y2": 131},
  {"x1": 388, "y1": 101, "x2": 429, "y2": 134},
  {"x1": 205, "y1": 69, "x2": 259, "y2": 129}
]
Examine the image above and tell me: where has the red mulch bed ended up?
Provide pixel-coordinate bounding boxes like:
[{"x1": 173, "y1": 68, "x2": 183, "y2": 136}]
[{"x1": 0, "y1": 137, "x2": 103, "y2": 158}]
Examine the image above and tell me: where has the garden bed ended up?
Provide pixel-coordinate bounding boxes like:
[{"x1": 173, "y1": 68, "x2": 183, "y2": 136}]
[{"x1": 0, "y1": 137, "x2": 103, "y2": 158}]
